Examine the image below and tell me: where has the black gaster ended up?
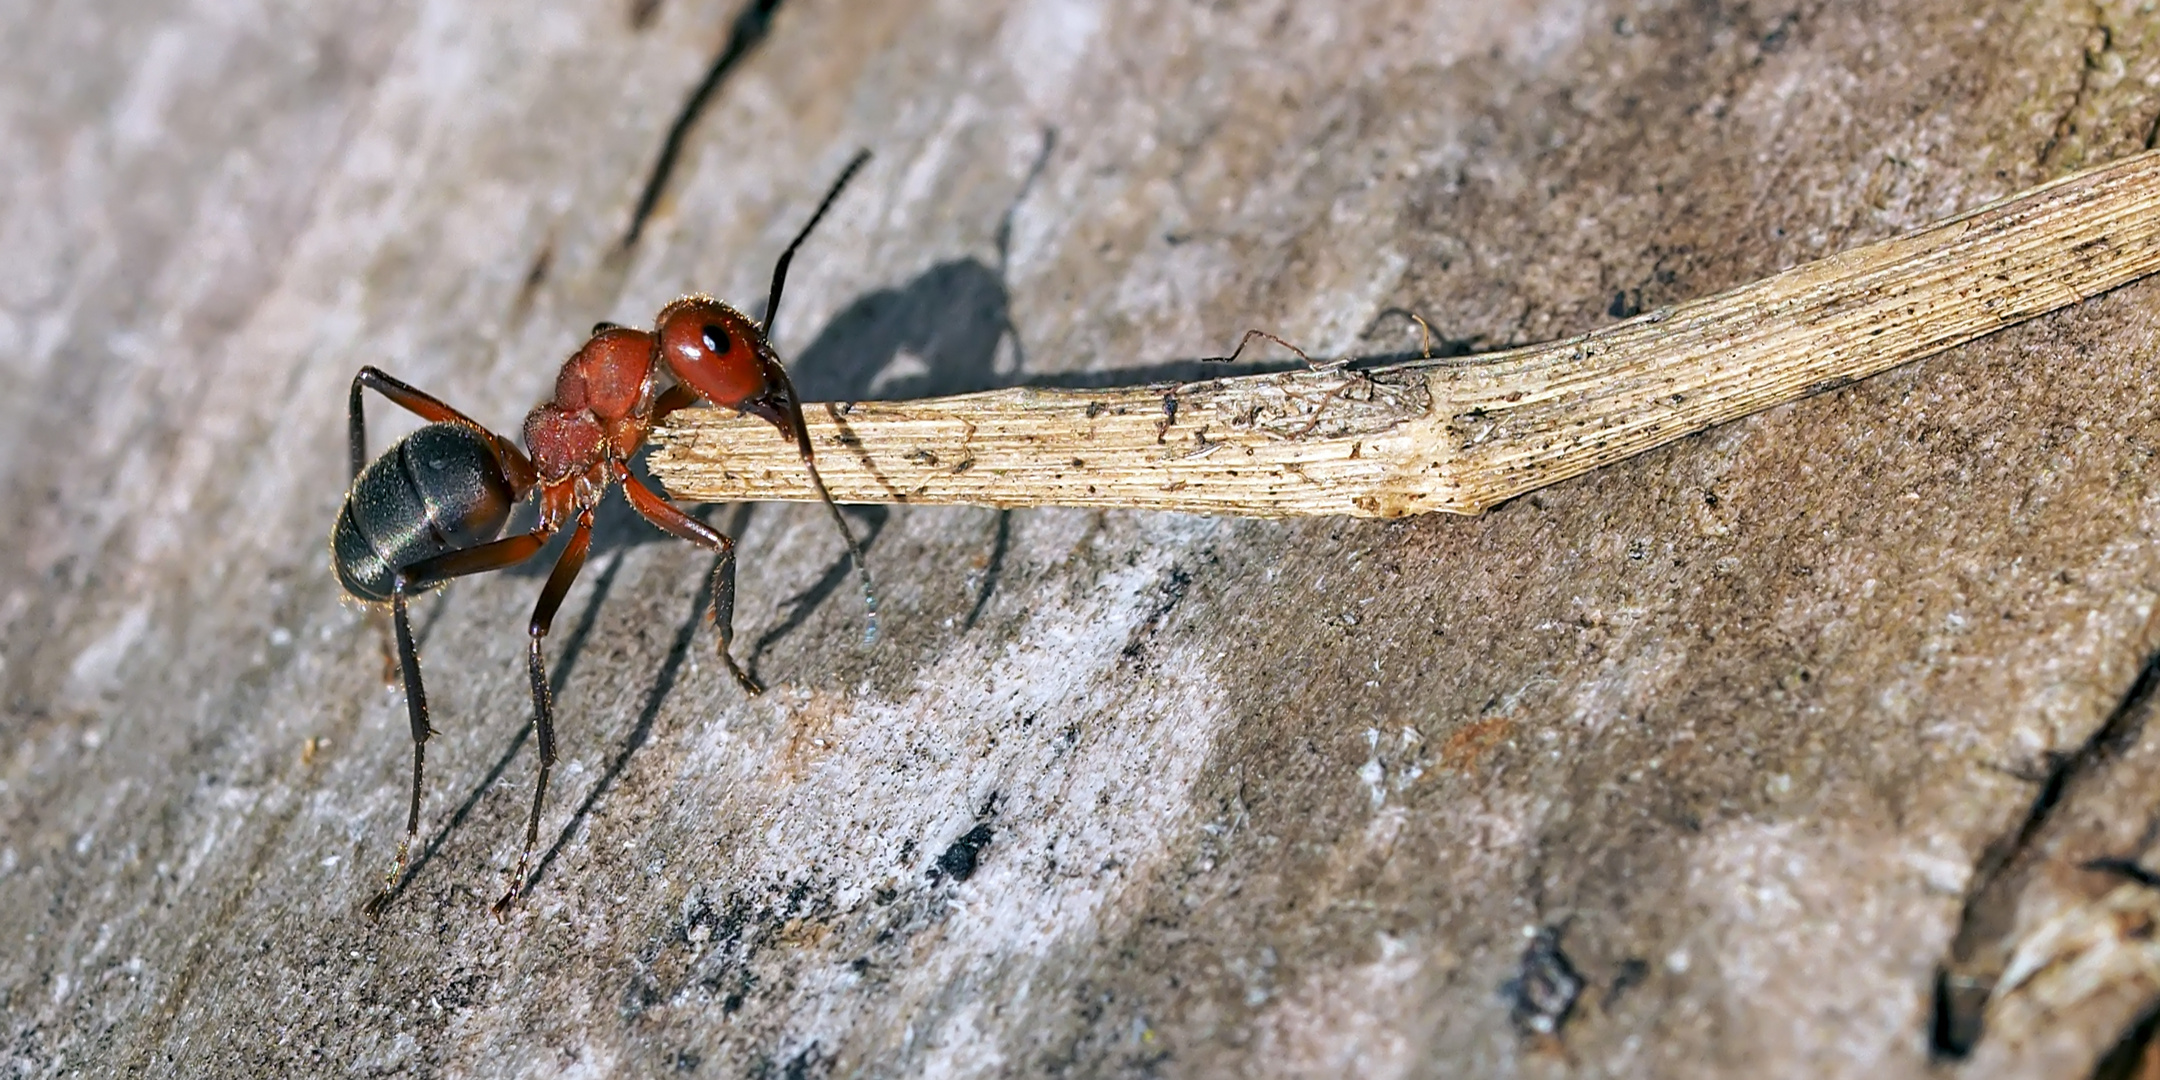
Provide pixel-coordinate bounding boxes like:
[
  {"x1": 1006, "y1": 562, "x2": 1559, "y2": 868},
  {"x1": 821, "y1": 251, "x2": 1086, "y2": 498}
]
[{"x1": 332, "y1": 422, "x2": 516, "y2": 603}]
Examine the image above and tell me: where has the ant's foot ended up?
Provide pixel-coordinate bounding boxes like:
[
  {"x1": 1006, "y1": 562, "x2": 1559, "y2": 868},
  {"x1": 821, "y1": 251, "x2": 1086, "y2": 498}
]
[
  {"x1": 490, "y1": 883, "x2": 523, "y2": 922},
  {"x1": 491, "y1": 858, "x2": 533, "y2": 921},
  {"x1": 362, "y1": 887, "x2": 395, "y2": 920},
  {"x1": 724, "y1": 653, "x2": 763, "y2": 695}
]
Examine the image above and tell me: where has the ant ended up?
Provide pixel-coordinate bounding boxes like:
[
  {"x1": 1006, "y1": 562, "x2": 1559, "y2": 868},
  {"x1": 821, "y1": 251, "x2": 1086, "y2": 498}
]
[{"x1": 333, "y1": 151, "x2": 878, "y2": 920}]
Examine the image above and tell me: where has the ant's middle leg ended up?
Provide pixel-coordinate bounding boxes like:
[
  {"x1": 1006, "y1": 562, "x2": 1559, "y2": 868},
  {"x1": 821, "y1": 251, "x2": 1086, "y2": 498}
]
[
  {"x1": 360, "y1": 528, "x2": 553, "y2": 918},
  {"x1": 616, "y1": 466, "x2": 762, "y2": 695},
  {"x1": 493, "y1": 507, "x2": 595, "y2": 918},
  {"x1": 362, "y1": 584, "x2": 432, "y2": 919}
]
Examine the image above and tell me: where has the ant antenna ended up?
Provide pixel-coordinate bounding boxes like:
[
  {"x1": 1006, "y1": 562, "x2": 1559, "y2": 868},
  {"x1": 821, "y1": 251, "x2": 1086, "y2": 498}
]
[
  {"x1": 760, "y1": 148, "x2": 880, "y2": 643},
  {"x1": 802, "y1": 444, "x2": 879, "y2": 645},
  {"x1": 763, "y1": 149, "x2": 873, "y2": 337}
]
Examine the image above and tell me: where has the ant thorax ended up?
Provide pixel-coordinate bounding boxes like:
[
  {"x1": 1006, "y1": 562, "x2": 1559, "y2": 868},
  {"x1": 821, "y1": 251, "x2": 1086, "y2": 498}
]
[
  {"x1": 523, "y1": 325, "x2": 663, "y2": 494},
  {"x1": 523, "y1": 402, "x2": 606, "y2": 480}
]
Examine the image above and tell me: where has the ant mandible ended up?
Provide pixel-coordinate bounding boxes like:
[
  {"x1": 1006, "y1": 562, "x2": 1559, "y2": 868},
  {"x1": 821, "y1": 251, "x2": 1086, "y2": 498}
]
[{"x1": 333, "y1": 151, "x2": 877, "y2": 920}]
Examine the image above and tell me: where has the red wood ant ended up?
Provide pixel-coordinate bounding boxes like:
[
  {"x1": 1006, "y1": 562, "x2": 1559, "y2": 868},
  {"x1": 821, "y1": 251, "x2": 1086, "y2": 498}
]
[{"x1": 334, "y1": 152, "x2": 877, "y2": 919}]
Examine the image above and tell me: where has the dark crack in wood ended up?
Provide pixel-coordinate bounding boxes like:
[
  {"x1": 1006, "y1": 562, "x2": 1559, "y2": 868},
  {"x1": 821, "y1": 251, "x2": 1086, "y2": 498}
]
[
  {"x1": 1932, "y1": 648, "x2": 2160, "y2": 1060},
  {"x1": 621, "y1": 0, "x2": 785, "y2": 249}
]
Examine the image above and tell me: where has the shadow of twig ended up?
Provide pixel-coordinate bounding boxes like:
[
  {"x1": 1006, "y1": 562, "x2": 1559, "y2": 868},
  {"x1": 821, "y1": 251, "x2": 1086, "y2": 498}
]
[
  {"x1": 622, "y1": 0, "x2": 785, "y2": 248},
  {"x1": 962, "y1": 510, "x2": 1010, "y2": 632}
]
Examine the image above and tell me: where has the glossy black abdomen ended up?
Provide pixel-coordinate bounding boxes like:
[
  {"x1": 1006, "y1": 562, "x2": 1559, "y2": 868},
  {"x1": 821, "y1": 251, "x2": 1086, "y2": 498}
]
[{"x1": 333, "y1": 422, "x2": 517, "y2": 603}]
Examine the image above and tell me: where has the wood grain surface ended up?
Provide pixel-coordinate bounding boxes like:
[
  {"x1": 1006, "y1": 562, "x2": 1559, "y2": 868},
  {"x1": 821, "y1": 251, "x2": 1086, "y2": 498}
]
[{"x1": 3, "y1": 1, "x2": 2160, "y2": 1077}]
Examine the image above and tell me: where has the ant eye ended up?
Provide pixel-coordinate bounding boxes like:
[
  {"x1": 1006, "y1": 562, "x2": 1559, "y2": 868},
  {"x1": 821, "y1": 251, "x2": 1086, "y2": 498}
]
[{"x1": 657, "y1": 299, "x2": 762, "y2": 407}]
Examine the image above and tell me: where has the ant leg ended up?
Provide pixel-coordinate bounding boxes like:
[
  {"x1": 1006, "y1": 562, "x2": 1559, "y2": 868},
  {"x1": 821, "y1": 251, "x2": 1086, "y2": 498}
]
[
  {"x1": 346, "y1": 365, "x2": 477, "y2": 682},
  {"x1": 616, "y1": 466, "x2": 762, "y2": 694},
  {"x1": 348, "y1": 366, "x2": 538, "y2": 489},
  {"x1": 493, "y1": 507, "x2": 595, "y2": 919},
  {"x1": 361, "y1": 583, "x2": 432, "y2": 919},
  {"x1": 359, "y1": 529, "x2": 553, "y2": 918},
  {"x1": 649, "y1": 383, "x2": 700, "y2": 427},
  {"x1": 349, "y1": 367, "x2": 482, "y2": 480}
]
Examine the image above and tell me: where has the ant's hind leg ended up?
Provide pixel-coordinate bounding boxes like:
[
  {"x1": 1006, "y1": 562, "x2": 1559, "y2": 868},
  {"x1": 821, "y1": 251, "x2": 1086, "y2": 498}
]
[
  {"x1": 348, "y1": 367, "x2": 483, "y2": 480},
  {"x1": 617, "y1": 468, "x2": 762, "y2": 695},
  {"x1": 348, "y1": 367, "x2": 538, "y2": 489},
  {"x1": 362, "y1": 586, "x2": 431, "y2": 919},
  {"x1": 359, "y1": 529, "x2": 553, "y2": 918},
  {"x1": 493, "y1": 508, "x2": 594, "y2": 919}
]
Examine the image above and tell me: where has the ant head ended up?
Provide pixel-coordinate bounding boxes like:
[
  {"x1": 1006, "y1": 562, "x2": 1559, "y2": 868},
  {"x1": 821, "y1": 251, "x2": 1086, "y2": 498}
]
[{"x1": 655, "y1": 296, "x2": 773, "y2": 411}]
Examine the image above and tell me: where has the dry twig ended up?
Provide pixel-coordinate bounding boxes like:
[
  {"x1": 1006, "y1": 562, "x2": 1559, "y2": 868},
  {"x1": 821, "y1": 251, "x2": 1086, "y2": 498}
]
[{"x1": 650, "y1": 149, "x2": 2160, "y2": 518}]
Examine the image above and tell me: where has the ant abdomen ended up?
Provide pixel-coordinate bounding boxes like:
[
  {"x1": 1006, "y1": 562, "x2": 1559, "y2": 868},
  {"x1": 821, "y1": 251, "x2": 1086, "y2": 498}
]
[{"x1": 333, "y1": 422, "x2": 517, "y2": 603}]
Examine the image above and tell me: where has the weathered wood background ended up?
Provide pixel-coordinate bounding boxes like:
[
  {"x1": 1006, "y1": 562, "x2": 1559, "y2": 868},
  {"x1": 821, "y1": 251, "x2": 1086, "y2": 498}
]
[{"x1": 4, "y1": 0, "x2": 2160, "y2": 1076}]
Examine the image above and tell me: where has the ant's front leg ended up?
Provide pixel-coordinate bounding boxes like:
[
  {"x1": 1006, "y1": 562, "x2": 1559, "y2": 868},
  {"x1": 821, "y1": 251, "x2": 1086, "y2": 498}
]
[
  {"x1": 649, "y1": 383, "x2": 699, "y2": 426},
  {"x1": 617, "y1": 465, "x2": 762, "y2": 695}
]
